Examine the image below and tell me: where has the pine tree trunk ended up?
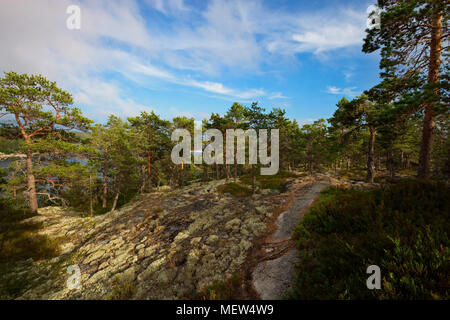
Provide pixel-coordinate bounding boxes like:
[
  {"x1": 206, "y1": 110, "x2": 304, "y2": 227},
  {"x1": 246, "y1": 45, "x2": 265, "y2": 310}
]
[
  {"x1": 180, "y1": 162, "x2": 184, "y2": 187},
  {"x1": 202, "y1": 164, "x2": 208, "y2": 183},
  {"x1": 111, "y1": 190, "x2": 119, "y2": 212},
  {"x1": 387, "y1": 148, "x2": 395, "y2": 178},
  {"x1": 366, "y1": 126, "x2": 376, "y2": 183},
  {"x1": 26, "y1": 148, "x2": 38, "y2": 213},
  {"x1": 375, "y1": 153, "x2": 380, "y2": 171},
  {"x1": 102, "y1": 147, "x2": 108, "y2": 208},
  {"x1": 139, "y1": 164, "x2": 145, "y2": 193},
  {"x1": 418, "y1": 13, "x2": 442, "y2": 179},
  {"x1": 147, "y1": 151, "x2": 152, "y2": 192},
  {"x1": 225, "y1": 164, "x2": 231, "y2": 181},
  {"x1": 252, "y1": 164, "x2": 256, "y2": 194},
  {"x1": 89, "y1": 174, "x2": 93, "y2": 216},
  {"x1": 400, "y1": 150, "x2": 404, "y2": 169},
  {"x1": 111, "y1": 174, "x2": 120, "y2": 212}
]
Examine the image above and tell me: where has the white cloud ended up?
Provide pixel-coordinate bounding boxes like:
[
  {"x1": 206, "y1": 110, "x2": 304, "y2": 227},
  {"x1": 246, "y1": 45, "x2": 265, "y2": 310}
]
[
  {"x1": 264, "y1": 7, "x2": 366, "y2": 56},
  {"x1": 169, "y1": 107, "x2": 209, "y2": 121},
  {"x1": 131, "y1": 62, "x2": 266, "y2": 99},
  {"x1": 0, "y1": 0, "x2": 368, "y2": 119},
  {"x1": 291, "y1": 21, "x2": 364, "y2": 53},
  {"x1": 343, "y1": 70, "x2": 354, "y2": 82},
  {"x1": 325, "y1": 86, "x2": 359, "y2": 97},
  {"x1": 145, "y1": 0, "x2": 188, "y2": 15},
  {"x1": 268, "y1": 92, "x2": 289, "y2": 100},
  {"x1": 71, "y1": 76, "x2": 154, "y2": 119},
  {"x1": 185, "y1": 81, "x2": 265, "y2": 100}
]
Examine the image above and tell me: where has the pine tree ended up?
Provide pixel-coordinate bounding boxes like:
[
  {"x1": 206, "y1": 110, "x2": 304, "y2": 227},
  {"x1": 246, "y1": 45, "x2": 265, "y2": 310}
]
[
  {"x1": 244, "y1": 102, "x2": 268, "y2": 194},
  {"x1": 128, "y1": 111, "x2": 171, "y2": 193},
  {"x1": 363, "y1": 0, "x2": 449, "y2": 178},
  {"x1": 329, "y1": 95, "x2": 384, "y2": 182},
  {"x1": 0, "y1": 72, "x2": 91, "y2": 213},
  {"x1": 225, "y1": 102, "x2": 247, "y2": 181}
]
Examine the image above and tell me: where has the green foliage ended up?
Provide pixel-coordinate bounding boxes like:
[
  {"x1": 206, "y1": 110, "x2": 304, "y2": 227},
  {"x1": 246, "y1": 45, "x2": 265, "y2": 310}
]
[
  {"x1": 0, "y1": 137, "x2": 21, "y2": 154},
  {"x1": 297, "y1": 119, "x2": 329, "y2": 173},
  {"x1": 0, "y1": 71, "x2": 93, "y2": 212},
  {"x1": 363, "y1": 0, "x2": 449, "y2": 178},
  {"x1": 240, "y1": 170, "x2": 296, "y2": 190},
  {"x1": 106, "y1": 276, "x2": 136, "y2": 300},
  {"x1": 196, "y1": 273, "x2": 241, "y2": 300},
  {"x1": 338, "y1": 168, "x2": 367, "y2": 181},
  {"x1": 0, "y1": 231, "x2": 61, "y2": 264},
  {"x1": 0, "y1": 259, "x2": 36, "y2": 299},
  {"x1": 0, "y1": 71, "x2": 92, "y2": 138},
  {"x1": 0, "y1": 201, "x2": 60, "y2": 264},
  {"x1": 287, "y1": 180, "x2": 449, "y2": 299},
  {"x1": 217, "y1": 182, "x2": 252, "y2": 197}
]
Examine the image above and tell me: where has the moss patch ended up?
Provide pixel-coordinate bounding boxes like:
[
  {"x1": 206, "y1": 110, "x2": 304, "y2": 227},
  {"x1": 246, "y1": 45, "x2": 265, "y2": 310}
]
[
  {"x1": 239, "y1": 170, "x2": 297, "y2": 190},
  {"x1": 217, "y1": 183, "x2": 252, "y2": 197},
  {"x1": 106, "y1": 276, "x2": 136, "y2": 300}
]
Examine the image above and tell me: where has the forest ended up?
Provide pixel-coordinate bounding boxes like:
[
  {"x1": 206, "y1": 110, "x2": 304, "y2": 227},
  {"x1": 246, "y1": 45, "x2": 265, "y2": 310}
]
[
  {"x1": 0, "y1": 0, "x2": 448, "y2": 300},
  {"x1": 0, "y1": 75, "x2": 448, "y2": 216}
]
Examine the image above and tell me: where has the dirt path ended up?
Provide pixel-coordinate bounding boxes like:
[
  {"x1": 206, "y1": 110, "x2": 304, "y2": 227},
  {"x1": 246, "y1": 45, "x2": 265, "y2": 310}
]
[{"x1": 251, "y1": 178, "x2": 330, "y2": 299}]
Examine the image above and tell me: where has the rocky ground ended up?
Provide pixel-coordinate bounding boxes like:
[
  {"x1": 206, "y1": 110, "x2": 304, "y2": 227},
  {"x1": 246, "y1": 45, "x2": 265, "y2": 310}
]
[
  {"x1": 0, "y1": 176, "x2": 304, "y2": 299},
  {"x1": 1, "y1": 172, "x2": 379, "y2": 300}
]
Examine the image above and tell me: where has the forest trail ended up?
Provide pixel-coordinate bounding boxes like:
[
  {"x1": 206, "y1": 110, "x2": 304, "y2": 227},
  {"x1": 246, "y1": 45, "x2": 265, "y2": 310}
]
[{"x1": 252, "y1": 177, "x2": 330, "y2": 299}]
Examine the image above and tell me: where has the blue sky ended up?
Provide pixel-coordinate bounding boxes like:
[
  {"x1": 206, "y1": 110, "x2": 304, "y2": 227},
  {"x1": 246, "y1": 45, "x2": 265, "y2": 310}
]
[{"x1": 0, "y1": 0, "x2": 381, "y2": 125}]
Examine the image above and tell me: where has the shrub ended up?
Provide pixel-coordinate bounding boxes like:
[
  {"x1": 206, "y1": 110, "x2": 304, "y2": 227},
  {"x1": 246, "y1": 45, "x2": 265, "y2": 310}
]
[
  {"x1": 0, "y1": 138, "x2": 21, "y2": 154},
  {"x1": 286, "y1": 180, "x2": 449, "y2": 299},
  {"x1": 240, "y1": 171, "x2": 297, "y2": 190},
  {"x1": 196, "y1": 273, "x2": 241, "y2": 300},
  {"x1": 106, "y1": 276, "x2": 136, "y2": 300},
  {"x1": 0, "y1": 199, "x2": 60, "y2": 264},
  {"x1": 217, "y1": 182, "x2": 252, "y2": 197}
]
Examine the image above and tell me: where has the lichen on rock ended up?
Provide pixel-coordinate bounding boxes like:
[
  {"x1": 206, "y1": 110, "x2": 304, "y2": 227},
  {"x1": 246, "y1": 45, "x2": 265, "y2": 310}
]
[{"x1": 3, "y1": 177, "x2": 292, "y2": 300}]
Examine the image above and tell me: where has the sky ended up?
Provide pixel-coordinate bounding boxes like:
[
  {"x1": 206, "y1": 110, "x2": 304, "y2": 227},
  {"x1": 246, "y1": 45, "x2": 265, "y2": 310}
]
[{"x1": 0, "y1": 0, "x2": 381, "y2": 125}]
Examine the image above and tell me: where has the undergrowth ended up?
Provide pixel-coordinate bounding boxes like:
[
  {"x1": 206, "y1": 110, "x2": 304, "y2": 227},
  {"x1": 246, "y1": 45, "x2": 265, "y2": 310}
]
[
  {"x1": 286, "y1": 179, "x2": 449, "y2": 299},
  {"x1": 195, "y1": 273, "x2": 241, "y2": 300}
]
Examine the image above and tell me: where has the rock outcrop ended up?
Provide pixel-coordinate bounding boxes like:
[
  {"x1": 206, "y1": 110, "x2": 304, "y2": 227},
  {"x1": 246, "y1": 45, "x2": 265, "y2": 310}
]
[{"x1": 7, "y1": 179, "x2": 289, "y2": 300}]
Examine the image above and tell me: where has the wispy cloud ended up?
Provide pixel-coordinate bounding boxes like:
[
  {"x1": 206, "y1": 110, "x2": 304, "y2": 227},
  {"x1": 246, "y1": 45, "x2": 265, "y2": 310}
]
[
  {"x1": 169, "y1": 106, "x2": 209, "y2": 120},
  {"x1": 325, "y1": 86, "x2": 359, "y2": 97},
  {"x1": 268, "y1": 92, "x2": 289, "y2": 100},
  {"x1": 71, "y1": 75, "x2": 155, "y2": 119},
  {"x1": 132, "y1": 62, "x2": 266, "y2": 99},
  {"x1": 0, "y1": 0, "x2": 369, "y2": 119},
  {"x1": 145, "y1": 0, "x2": 188, "y2": 15},
  {"x1": 343, "y1": 70, "x2": 354, "y2": 82}
]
